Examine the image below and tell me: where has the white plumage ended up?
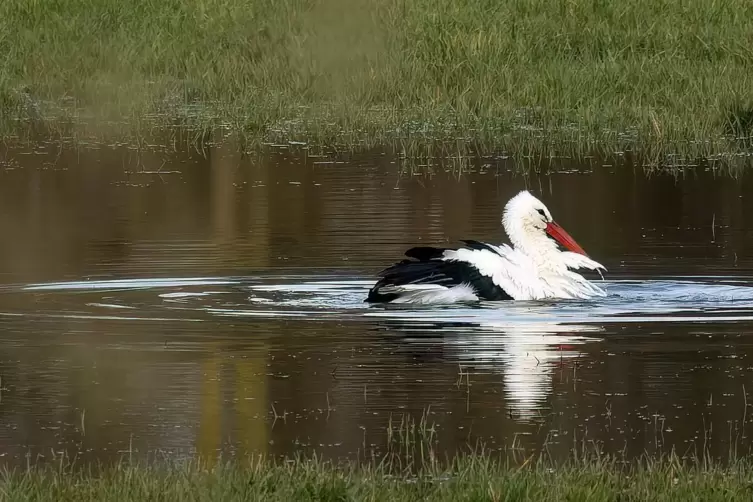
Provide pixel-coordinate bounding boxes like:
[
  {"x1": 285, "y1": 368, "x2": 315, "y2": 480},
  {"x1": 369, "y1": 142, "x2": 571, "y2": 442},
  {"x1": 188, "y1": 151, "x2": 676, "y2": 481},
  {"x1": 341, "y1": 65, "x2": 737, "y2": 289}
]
[{"x1": 367, "y1": 190, "x2": 607, "y2": 304}]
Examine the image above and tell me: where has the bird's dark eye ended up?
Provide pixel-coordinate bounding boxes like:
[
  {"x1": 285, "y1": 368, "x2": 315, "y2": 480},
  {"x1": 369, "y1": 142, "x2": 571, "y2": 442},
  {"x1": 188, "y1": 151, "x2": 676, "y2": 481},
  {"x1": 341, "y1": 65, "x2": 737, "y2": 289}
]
[{"x1": 536, "y1": 208, "x2": 546, "y2": 218}]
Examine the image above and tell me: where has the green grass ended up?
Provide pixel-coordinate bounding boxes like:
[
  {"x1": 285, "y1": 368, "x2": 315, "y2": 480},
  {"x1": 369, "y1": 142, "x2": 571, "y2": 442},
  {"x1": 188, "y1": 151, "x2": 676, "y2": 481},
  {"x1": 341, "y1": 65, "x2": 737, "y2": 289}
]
[
  {"x1": 3, "y1": 414, "x2": 753, "y2": 501},
  {"x1": 2, "y1": 0, "x2": 753, "y2": 159},
  {"x1": 3, "y1": 454, "x2": 753, "y2": 501}
]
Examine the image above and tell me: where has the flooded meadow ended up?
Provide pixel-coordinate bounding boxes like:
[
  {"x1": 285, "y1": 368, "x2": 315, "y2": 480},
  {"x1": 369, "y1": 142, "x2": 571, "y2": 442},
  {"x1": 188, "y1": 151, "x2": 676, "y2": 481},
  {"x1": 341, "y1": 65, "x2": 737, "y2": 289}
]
[{"x1": 1, "y1": 141, "x2": 753, "y2": 468}]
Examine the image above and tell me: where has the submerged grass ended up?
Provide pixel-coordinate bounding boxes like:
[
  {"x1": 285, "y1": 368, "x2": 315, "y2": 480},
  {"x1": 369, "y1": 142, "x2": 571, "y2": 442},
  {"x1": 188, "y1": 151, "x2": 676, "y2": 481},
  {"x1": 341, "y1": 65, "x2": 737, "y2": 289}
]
[
  {"x1": 3, "y1": 0, "x2": 753, "y2": 158},
  {"x1": 3, "y1": 454, "x2": 753, "y2": 501}
]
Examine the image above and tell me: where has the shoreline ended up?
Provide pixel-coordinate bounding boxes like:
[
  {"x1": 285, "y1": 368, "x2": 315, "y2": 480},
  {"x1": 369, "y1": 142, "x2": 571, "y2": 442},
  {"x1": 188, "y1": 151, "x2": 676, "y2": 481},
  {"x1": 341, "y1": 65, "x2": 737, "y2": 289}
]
[{"x1": 3, "y1": 453, "x2": 753, "y2": 501}]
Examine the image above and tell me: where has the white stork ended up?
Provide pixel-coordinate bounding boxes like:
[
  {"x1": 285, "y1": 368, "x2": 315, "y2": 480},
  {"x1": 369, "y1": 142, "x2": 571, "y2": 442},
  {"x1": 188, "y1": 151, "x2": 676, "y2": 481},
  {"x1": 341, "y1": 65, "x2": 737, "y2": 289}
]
[{"x1": 366, "y1": 190, "x2": 606, "y2": 304}]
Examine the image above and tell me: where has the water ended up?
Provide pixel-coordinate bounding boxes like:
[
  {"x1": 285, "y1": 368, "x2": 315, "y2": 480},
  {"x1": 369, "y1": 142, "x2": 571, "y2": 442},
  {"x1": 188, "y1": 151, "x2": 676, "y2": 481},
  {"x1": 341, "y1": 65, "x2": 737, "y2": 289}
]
[{"x1": 1, "y1": 140, "x2": 753, "y2": 467}]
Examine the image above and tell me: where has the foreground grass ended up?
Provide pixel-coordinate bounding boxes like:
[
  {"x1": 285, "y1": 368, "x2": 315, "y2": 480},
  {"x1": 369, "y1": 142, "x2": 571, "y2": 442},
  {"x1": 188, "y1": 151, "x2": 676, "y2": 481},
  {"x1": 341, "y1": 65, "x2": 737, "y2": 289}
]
[
  {"x1": 3, "y1": 454, "x2": 753, "y2": 502},
  {"x1": 3, "y1": 0, "x2": 753, "y2": 158}
]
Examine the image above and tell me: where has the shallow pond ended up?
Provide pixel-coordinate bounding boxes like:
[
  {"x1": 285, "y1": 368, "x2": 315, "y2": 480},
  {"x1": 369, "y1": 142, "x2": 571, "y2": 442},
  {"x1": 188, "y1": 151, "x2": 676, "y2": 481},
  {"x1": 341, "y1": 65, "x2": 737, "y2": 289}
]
[{"x1": 0, "y1": 141, "x2": 752, "y2": 467}]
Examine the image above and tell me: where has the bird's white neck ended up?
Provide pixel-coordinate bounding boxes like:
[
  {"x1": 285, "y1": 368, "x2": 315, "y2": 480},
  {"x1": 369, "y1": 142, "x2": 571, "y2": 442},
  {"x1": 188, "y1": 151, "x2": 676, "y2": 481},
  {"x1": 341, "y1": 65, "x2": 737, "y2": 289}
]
[{"x1": 505, "y1": 221, "x2": 562, "y2": 267}]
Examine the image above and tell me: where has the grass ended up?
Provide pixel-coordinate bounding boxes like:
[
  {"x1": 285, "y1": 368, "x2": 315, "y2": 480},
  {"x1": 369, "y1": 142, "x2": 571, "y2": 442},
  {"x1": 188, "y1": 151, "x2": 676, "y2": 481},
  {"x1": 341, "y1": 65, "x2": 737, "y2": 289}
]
[
  {"x1": 2, "y1": 0, "x2": 753, "y2": 160},
  {"x1": 3, "y1": 454, "x2": 753, "y2": 501},
  {"x1": 5, "y1": 413, "x2": 753, "y2": 500},
  {"x1": 6, "y1": 412, "x2": 753, "y2": 502}
]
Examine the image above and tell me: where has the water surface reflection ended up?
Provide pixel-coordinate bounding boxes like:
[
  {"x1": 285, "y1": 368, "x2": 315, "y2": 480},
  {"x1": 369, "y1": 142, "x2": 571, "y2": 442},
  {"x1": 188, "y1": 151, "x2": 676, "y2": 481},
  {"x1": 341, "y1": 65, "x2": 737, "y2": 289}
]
[{"x1": 0, "y1": 142, "x2": 752, "y2": 466}]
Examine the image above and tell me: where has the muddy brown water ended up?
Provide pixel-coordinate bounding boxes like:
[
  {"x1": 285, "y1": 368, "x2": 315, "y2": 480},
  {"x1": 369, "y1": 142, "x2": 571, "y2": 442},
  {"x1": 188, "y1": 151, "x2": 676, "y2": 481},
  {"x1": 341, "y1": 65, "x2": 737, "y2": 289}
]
[{"x1": 1, "y1": 141, "x2": 753, "y2": 467}]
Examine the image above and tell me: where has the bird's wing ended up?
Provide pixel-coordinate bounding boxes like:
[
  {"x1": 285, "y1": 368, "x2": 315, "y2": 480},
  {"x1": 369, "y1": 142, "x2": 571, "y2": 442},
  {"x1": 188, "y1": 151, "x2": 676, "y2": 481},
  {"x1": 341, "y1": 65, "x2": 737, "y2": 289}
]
[
  {"x1": 445, "y1": 244, "x2": 544, "y2": 300},
  {"x1": 559, "y1": 252, "x2": 607, "y2": 272}
]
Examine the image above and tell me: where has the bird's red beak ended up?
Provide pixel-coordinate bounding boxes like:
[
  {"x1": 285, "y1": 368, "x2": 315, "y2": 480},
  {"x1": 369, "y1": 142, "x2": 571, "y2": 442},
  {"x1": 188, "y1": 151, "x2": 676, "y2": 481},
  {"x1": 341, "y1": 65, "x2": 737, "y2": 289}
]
[{"x1": 545, "y1": 221, "x2": 588, "y2": 256}]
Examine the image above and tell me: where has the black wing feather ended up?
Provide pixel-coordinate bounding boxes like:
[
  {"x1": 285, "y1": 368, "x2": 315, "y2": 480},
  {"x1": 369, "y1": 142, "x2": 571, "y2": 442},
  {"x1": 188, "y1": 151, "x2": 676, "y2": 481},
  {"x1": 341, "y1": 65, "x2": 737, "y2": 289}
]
[
  {"x1": 460, "y1": 240, "x2": 504, "y2": 255},
  {"x1": 404, "y1": 246, "x2": 448, "y2": 261},
  {"x1": 367, "y1": 243, "x2": 513, "y2": 303}
]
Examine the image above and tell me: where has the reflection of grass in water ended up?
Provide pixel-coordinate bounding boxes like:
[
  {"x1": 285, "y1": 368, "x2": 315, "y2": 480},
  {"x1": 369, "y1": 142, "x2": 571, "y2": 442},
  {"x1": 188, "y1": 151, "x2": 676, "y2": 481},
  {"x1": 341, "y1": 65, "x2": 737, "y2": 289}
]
[{"x1": 3, "y1": 0, "x2": 753, "y2": 161}]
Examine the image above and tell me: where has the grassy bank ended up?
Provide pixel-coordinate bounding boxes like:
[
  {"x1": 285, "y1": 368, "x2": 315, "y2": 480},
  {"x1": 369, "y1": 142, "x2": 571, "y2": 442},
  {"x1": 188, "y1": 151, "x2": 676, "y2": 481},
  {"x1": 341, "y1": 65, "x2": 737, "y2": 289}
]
[
  {"x1": 3, "y1": 454, "x2": 753, "y2": 501},
  {"x1": 3, "y1": 0, "x2": 753, "y2": 158}
]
